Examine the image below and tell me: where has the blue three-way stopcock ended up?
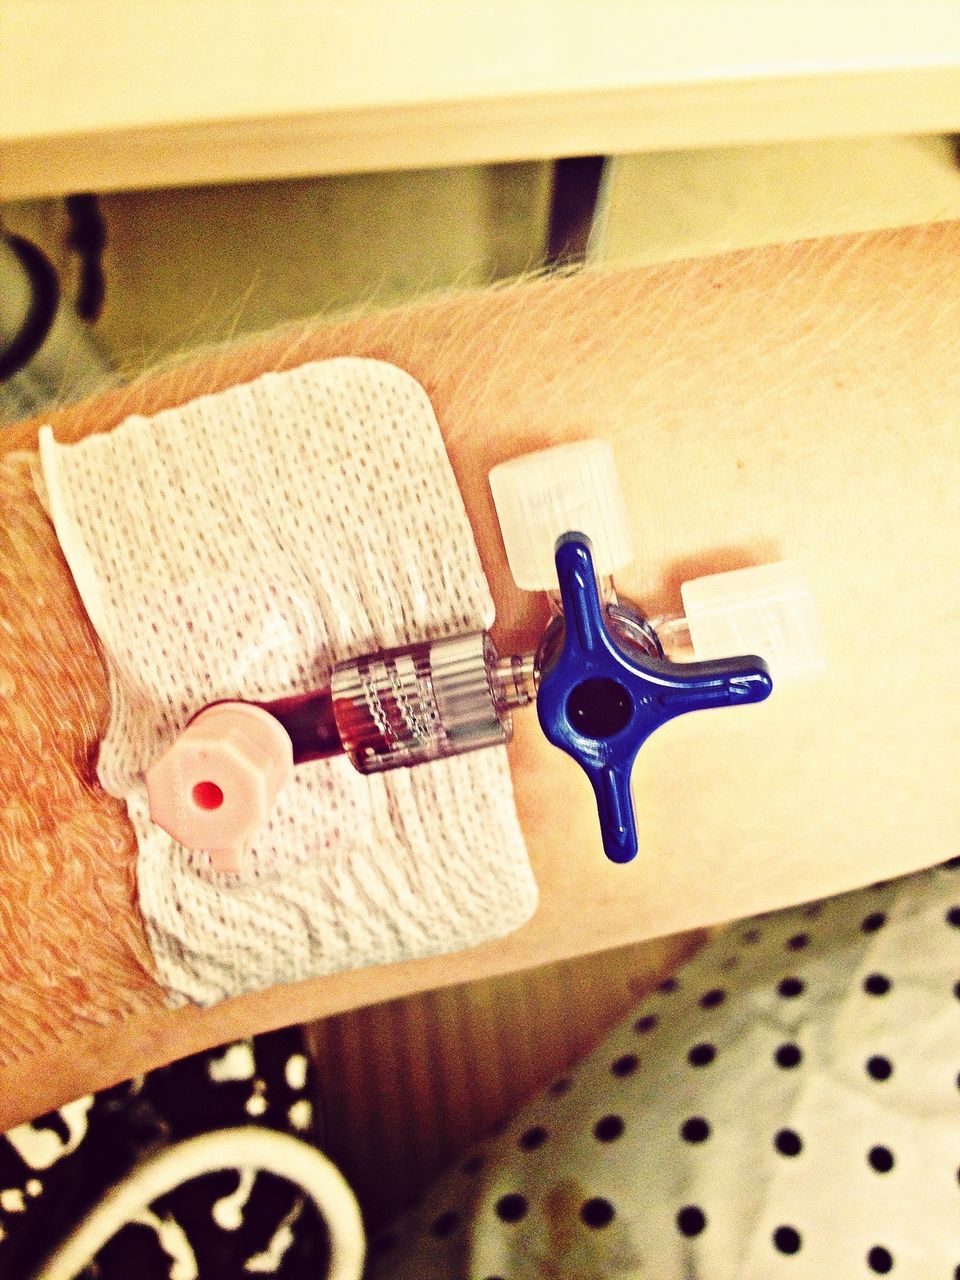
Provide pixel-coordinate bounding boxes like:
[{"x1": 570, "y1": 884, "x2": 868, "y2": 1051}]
[{"x1": 536, "y1": 536, "x2": 773, "y2": 864}]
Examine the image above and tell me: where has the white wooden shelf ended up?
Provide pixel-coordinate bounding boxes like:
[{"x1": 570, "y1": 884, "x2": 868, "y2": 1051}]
[{"x1": 3, "y1": 0, "x2": 960, "y2": 199}]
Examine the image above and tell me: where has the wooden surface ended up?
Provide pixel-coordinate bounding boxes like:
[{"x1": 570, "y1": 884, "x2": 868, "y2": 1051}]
[
  {"x1": 305, "y1": 929, "x2": 705, "y2": 1228},
  {"x1": 4, "y1": 0, "x2": 960, "y2": 198}
]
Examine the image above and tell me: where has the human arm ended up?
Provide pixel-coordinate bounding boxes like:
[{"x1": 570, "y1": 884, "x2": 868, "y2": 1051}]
[{"x1": 1, "y1": 222, "x2": 958, "y2": 1126}]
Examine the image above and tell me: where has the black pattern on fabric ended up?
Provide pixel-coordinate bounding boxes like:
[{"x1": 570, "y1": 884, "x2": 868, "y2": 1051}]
[
  {"x1": 6, "y1": 859, "x2": 960, "y2": 1279},
  {"x1": 0, "y1": 1027, "x2": 328, "y2": 1279},
  {"x1": 366, "y1": 859, "x2": 960, "y2": 1279}
]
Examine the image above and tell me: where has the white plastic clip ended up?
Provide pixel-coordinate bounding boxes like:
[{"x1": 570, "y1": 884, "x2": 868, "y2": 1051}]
[
  {"x1": 489, "y1": 441, "x2": 635, "y2": 591},
  {"x1": 681, "y1": 561, "x2": 825, "y2": 683}
]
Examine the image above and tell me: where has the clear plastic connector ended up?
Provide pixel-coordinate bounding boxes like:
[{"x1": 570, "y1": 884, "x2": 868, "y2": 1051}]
[
  {"x1": 489, "y1": 441, "x2": 635, "y2": 591},
  {"x1": 676, "y1": 560, "x2": 825, "y2": 683}
]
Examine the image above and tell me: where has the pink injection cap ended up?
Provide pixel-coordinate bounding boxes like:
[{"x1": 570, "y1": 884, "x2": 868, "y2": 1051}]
[{"x1": 145, "y1": 702, "x2": 294, "y2": 872}]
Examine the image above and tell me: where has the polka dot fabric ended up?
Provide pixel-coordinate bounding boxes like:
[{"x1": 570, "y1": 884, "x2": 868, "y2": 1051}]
[
  {"x1": 366, "y1": 860, "x2": 960, "y2": 1279},
  {"x1": 38, "y1": 359, "x2": 537, "y2": 1005}
]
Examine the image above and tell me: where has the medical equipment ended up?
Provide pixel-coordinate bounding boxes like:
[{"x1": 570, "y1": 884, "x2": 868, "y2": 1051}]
[{"x1": 146, "y1": 441, "x2": 819, "y2": 865}]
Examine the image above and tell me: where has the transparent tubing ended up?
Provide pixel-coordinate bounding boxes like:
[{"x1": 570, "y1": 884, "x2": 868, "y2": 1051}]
[
  {"x1": 260, "y1": 634, "x2": 539, "y2": 773},
  {"x1": 648, "y1": 612, "x2": 696, "y2": 660}
]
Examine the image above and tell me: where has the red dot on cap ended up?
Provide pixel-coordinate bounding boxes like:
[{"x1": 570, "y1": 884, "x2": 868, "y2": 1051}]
[{"x1": 192, "y1": 781, "x2": 224, "y2": 810}]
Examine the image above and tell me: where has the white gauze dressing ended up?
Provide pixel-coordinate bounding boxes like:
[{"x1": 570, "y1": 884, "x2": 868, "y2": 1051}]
[{"x1": 37, "y1": 358, "x2": 538, "y2": 1005}]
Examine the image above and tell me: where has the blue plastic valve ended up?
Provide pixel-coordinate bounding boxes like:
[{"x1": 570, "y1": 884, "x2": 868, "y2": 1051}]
[{"x1": 536, "y1": 535, "x2": 773, "y2": 863}]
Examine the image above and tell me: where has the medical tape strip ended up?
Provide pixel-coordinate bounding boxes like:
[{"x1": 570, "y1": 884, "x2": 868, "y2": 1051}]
[{"x1": 37, "y1": 358, "x2": 538, "y2": 1005}]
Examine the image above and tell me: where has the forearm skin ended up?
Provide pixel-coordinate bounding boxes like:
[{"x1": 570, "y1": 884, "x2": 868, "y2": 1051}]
[{"x1": 1, "y1": 224, "x2": 958, "y2": 1126}]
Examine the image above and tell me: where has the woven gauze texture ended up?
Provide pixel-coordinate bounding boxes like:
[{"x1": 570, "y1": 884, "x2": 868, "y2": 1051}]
[{"x1": 37, "y1": 358, "x2": 537, "y2": 1005}]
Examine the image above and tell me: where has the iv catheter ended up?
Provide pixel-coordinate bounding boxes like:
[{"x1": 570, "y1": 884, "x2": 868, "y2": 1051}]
[{"x1": 145, "y1": 442, "x2": 821, "y2": 869}]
